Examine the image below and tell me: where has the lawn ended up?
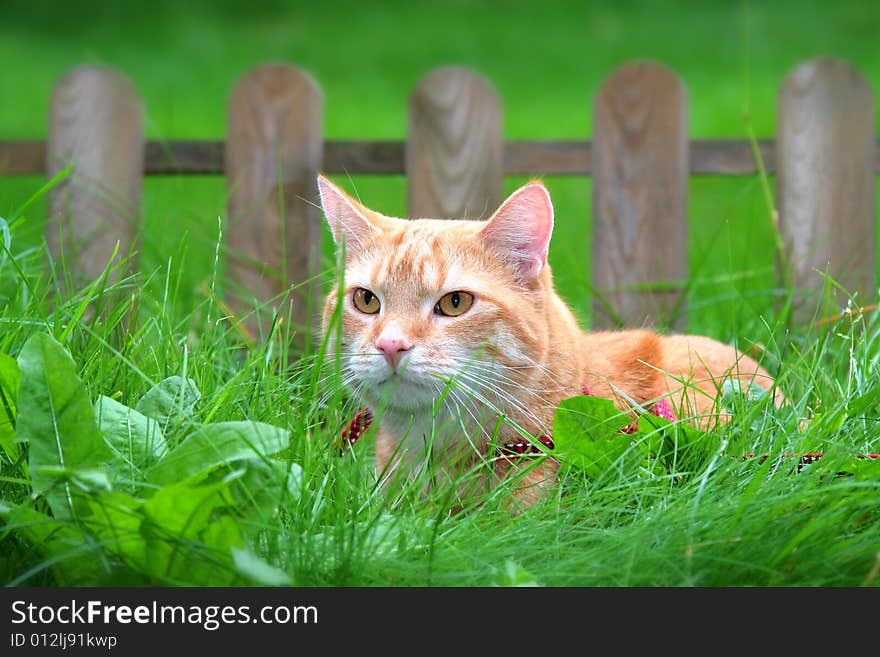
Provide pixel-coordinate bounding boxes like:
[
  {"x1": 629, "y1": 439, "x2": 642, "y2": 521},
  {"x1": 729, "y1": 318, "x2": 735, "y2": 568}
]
[{"x1": 1, "y1": 0, "x2": 879, "y2": 587}]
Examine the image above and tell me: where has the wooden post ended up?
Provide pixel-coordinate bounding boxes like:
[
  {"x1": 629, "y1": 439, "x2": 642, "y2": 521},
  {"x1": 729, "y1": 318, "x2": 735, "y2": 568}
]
[
  {"x1": 226, "y1": 63, "x2": 323, "y2": 344},
  {"x1": 46, "y1": 65, "x2": 144, "y2": 284},
  {"x1": 591, "y1": 61, "x2": 689, "y2": 330},
  {"x1": 777, "y1": 58, "x2": 876, "y2": 321},
  {"x1": 407, "y1": 67, "x2": 503, "y2": 219}
]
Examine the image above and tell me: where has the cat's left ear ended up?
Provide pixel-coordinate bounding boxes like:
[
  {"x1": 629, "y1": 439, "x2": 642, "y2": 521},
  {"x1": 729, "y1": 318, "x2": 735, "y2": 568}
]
[{"x1": 479, "y1": 181, "x2": 554, "y2": 283}]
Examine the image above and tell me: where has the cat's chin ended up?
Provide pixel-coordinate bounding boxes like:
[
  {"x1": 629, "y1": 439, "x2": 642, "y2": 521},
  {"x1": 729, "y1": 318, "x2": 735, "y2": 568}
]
[{"x1": 359, "y1": 375, "x2": 440, "y2": 412}]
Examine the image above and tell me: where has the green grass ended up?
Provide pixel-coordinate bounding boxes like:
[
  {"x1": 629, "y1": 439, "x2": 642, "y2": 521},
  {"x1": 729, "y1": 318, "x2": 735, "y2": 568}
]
[
  {"x1": 1, "y1": 226, "x2": 878, "y2": 586},
  {"x1": 1, "y1": 0, "x2": 880, "y2": 586}
]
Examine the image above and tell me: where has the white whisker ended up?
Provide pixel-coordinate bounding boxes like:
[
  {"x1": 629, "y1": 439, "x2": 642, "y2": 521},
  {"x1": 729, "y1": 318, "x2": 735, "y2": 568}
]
[{"x1": 453, "y1": 370, "x2": 548, "y2": 431}]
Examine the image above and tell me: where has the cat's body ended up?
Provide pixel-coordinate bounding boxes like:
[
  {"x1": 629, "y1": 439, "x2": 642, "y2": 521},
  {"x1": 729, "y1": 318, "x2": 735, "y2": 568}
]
[{"x1": 318, "y1": 176, "x2": 778, "y2": 504}]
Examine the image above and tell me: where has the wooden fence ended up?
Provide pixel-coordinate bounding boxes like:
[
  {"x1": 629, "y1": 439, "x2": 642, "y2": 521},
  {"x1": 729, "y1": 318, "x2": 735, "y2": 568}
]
[{"x1": 0, "y1": 58, "x2": 876, "y2": 334}]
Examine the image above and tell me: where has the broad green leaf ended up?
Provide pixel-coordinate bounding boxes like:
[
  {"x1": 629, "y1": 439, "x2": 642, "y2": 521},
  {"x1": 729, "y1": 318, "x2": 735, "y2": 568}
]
[
  {"x1": 0, "y1": 502, "x2": 106, "y2": 585},
  {"x1": 0, "y1": 352, "x2": 20, "y2": 461},
  {"x1": 232, "y1": 547, "x2": 293, "y2": 585},
  {"x1": 491, "y1": 559, "x2": 542, "y2": 587},
  {"x1": 148, "y1": 421, "x2": 290, "y2": 486},
  {"x1": 30, "y1": 466, "x2": 112, "y2": 495},
  {"x1": 554, "y1": 395, "x2": 634, "y2": 440},
  {"x1": 720, "y1": 378, "x2": 770, "y2": 414},
  {"x1": 230, "y1": 458, "x2": 303, "y2": 517},
  {"x1": 553, "y1": 395, "x2": 639, "y2": 479},
  {"x1": 721, "y1": 378, "x2": 769, "y2": 401},
  {"x1": 15, "y1": 333, "x2": 112, "y2": 520},
  {"x1": 95, "y1": 395, "x2": 166, "y2": 476},
  {"x1": 365, "y1": 514, "x2": 405, "y2": 559},
  {"x1": 142, "y1": 479, "x2": 244, "y2": 584},
  {"x1": 557, "y1": 433, "x2": 635, "y2": 480},
  {"x1": 135, "y1": 375, "x2": 201, "y2": 430},
  {"x1": 280, "y1": 460, "x2": 304, "y2": 498},
  {"x1": 79, "y1": 491, "x2": 147, "y2": 575},
  {"x1": 142, "y1": 479, "x2": 231, "y2": 539}
]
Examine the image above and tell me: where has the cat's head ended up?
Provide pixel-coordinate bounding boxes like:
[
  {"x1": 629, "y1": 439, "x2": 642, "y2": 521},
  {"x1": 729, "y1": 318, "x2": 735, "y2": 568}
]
[{"x1": 318, "y1": 175, "x2": 555, "y2": 414}]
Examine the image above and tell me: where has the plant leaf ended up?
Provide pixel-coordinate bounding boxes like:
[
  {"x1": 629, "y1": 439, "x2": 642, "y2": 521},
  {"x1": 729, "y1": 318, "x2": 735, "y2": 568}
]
[
  {"x1": 141, "y1": 479, "x2": 244, "y2": 584},
  {"x1": 15, "y1": 333, "x2": 112, "y2": 520},
  {"x1": 95, "y1": 395, "x2": 166, "y2": 476},
  {"x1": 553, "y1": 395, "x2": 639, "y2": 479},
  {"x1": 492, "y1": 559, "x2": 542, "y2": 587},
  {"x1": 79, "y1": 491, "x2": 147, "y2": 577},
  {"x1": 228, "y1": 458, "x2": 303, "y2": 518},
  {"x1": 147, "y1": 421, "x2": 290, "y2": 486},
  {"x1": 135, "y1": 375, "x2": 201, "y2": 430},
  {"x1": 232, "y1": 547, "x2": 293, "y2": 585},
  {"x1": 720, "y1": 378, "x2": 769, "y2": 413},
  {"x1": 0, "y1": 502, "x2": 106, "y2": 585},
  {"x1": 554, "y1": 394, "x2": 634, "y2": 439},
  {"x1": 30, "y1": 466, "x2": 113, "y2": 495}
]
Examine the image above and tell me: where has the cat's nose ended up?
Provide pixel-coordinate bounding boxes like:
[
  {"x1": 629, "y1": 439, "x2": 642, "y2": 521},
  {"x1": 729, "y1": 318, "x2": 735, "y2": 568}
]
[{"x1": 375, "y1": 335, "x2": 413, "y2": 371}]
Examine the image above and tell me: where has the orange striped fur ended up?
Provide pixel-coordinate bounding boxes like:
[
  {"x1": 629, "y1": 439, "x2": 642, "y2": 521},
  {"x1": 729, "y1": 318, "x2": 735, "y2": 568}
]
[{"x1": 318, "y1": 176, "x2": 779, "y2": 506}]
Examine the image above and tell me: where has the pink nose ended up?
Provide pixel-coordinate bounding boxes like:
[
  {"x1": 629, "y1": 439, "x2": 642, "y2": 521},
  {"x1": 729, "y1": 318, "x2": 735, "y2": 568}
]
[{"x1": 375, "y1": 335, "x2": 413, "y2": 371}]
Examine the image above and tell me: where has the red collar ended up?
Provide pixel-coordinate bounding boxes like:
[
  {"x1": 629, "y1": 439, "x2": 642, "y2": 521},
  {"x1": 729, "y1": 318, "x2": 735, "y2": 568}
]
[
  {"x1": 337, "y1": 383, "x2": 672, "y2": 456},
  {"x1": 337, "y1": 386, "x2": 879, "y2": 468},
  {"x1": 337, "y1": 407, "x2": 556, "y2": 456}
]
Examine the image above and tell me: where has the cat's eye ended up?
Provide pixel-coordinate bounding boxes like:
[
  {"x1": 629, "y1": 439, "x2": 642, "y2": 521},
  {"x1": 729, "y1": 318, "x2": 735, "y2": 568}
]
[
  {"x1": 352, "y1": 288, "x2": 381, "y2": 314},
  {"x1": 434, "y1": 291, "x2": 474, "y2": 317}
]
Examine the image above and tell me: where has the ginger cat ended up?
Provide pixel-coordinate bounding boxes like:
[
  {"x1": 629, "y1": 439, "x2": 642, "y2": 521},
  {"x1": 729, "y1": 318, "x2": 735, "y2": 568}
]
[{"x1": 318, "y1": 176, "x2": 779, "y2": 505}]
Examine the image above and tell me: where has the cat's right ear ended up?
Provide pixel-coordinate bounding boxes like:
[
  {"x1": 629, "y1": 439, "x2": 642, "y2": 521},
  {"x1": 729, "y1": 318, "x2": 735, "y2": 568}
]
[{"x1": 317, "y1": 175, "x2": 374, "y2": 258}]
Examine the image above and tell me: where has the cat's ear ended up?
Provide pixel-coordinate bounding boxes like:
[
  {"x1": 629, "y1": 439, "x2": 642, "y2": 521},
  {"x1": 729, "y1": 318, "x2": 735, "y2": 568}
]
[
  {"x1": 479, "y1": 181, "x2": 554, "y2": 283},
  {"x1": 317, "y1": 175, "x2": 374, "y2": 258}
]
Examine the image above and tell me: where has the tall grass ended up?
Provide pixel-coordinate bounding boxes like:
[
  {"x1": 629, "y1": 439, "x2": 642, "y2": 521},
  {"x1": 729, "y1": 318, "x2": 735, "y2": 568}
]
[
  {"x1": 1, "y1": 0, "x2": 879, "y2": 587},
  {"x1": 1, "y1": 171, "x2": 878, "y2": 587}
]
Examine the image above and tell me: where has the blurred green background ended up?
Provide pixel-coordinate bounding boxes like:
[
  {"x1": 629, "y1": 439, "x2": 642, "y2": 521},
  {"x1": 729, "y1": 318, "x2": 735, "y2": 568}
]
[{"x1": 2, "y1": 0, "x2": 878, "y2": 336}]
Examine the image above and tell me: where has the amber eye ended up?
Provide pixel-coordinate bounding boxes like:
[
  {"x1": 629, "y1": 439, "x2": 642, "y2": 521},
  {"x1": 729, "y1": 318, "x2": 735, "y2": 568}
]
[
  {"x1": 434, "y1": 291, "x2": 474, "y2": 317},
  {"x1": 352, "y1": 288, "x2": 381, "y2": 314}
]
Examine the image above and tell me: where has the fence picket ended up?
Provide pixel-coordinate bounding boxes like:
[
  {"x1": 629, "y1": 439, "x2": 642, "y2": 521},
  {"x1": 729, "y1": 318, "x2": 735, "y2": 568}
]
[
  {"x1": 592, "y1": 61, "x2": 689, "y2": 330},
  {"x1": 8, "y1": 58, "x2": 880, "y2": 335},
  {"x1": 407, "y1": 67, "x2": 503, "y2": 219},
  {"x1": 226, "y1": 63, "x2": 323, "y2": 342},
  {"x1": 46, "y1": 65, "x2": 144, "y2": 285},
  {"x1": 777, "y1": 58, "x2": 876, "y2": 320}
]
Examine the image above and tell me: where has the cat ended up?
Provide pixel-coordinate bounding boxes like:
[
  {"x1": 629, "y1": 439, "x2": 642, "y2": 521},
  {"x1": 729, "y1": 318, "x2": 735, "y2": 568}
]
[{"x1": 317, "y1": 175, "x2": 781, "y2": 506}]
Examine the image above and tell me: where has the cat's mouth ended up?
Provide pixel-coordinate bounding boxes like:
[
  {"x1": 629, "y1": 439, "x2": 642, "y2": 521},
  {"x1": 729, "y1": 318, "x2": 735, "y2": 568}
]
[
  {"x1": 376, "y1": 371, "x2": 406, "y2": 388},
  {"x1": 377, "y1": 371, "x2": 425, "y2": 391},
  {"x1": 367, "y1": 371, "x2": 439, "y2": 410}
]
